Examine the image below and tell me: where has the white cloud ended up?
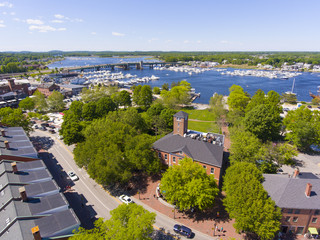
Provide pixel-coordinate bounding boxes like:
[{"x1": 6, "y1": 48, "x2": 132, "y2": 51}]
[
  {"x1": 29, "y1": 25, "x2": 56, "y2": 32},
  {"x1": 57, "y1": 27, "x2": 66, "y2": 31},
  {"x1": 72, "y1": 18, "x2": 83, "y2": 22},
  {"x1": 26, "y1": 19, "x2": 44, "y2": 25},
  {"x1": 91, "y1": 32, "x2": 96, "y2": 35},
  {"x1": 0, "y1": 2, "x2": 13, "y2": 8},
  {"x1": 0, "y1": 20, "x2": 6, "y2": 27},
  {"x1": 51, "y1": 19, "x2": 63, "y2": 23},
  {"x1": 112, "y1": 32, "x2": 125, "y2": 37},
  {"x1": 54, "y1": 14, "x2": 65, "y2": 19},
  {"x1": 183, "y1": 40, "x2": 190, "y2": 44},
  {"x1": 2, "y1": 11, "x2": 6, "y2": 14},
  {"x1": 13, "y1": 17, "x2": 20, "y2": 21},
  {"x1": 9, "y1": 11, "x2": 14, "y2": 15}
]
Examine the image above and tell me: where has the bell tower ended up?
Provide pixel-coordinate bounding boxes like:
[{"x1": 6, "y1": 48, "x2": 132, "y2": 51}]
[{"x1": 173, "y1": 111, "x2": 188, "y2": 136}]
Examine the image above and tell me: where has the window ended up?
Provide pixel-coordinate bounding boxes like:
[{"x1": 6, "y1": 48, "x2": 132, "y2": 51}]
[
  {"x1": 296, "y1": 227, "x2": 304, "y2": 235},
  {"x1": 177, "y1": 123, "x2": 180, "y2": 126},
  {"x1": 176, "y1": 117, "x2": 181, "y2": 121},
  {"x1": 173, "y1": 157, "x2": 176, "y2": 163},
  {"x1": 203, "y1": 165, "x2": 207, "y2": 169},
  {"x1": 315, "y1": 210, "x2": 319, "y2": 215},
  {"x1": 165, "y1": 154, "x2": 167, "y2": 160},
  {"x1": 289, "y1": 227, "x2": 295, "y2": 234},
  {"x1": 285, "y1": 216, "x2": 290, "y2": 222},
  {"x1": 158, "y1": 152, "x2": 161, "y2": 158},
  {"x1": 312, "y1": 217, "x2": 317, "y2": 223},
  {"x1": 293, "y1": 217, "x2": 298, "y2": 223},
  {"x1": 210, "y1": 168, "x2": 214, "y2": 174},
  {"x1": 177, "y1": 128, "x2": 179, "y2": 132},
  {"x1": 294, "y1": 209, "x2": 300, "y2": 214},
  {"x1": 287, "y1": 209, "x2": 293, "y2": 214}
]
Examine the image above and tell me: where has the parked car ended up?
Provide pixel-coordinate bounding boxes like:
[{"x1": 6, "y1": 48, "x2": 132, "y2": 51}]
[
  {"x1": 48, "y1": 125, "x2": 55, "y2": 129},
  {"x1": 68, "y1": 171, "x2": 79, "y2": 181},
  {"x1": 39, "y1": 126, "x2": 46, "y2": 131},
  {"x1": 41, "y1": 123, "x2": 49, "y2": 127},
  {"x1": 173, "y1": 224, "x2": 192, "y2": 238},
  {"x1": 48, "y1": 129, "x2": 55, "y2": 134},
  {"x1": 34, "y1": 125, "x2": 39, "y2": 129},
  {"x1": 307, "y1": 105, "x2": 312, "y2": 109},
  {"x1": 119, "y1": 195, "x2": 133, "y2": 204}
]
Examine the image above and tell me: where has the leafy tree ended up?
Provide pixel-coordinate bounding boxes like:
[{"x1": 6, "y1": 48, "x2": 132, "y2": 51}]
[
  {"x1": 81, "y1": 85, "x2": 117, "y2": 103},
  {"x1": 281, "y1": 93, "x2": 297, "y2": 104},
  {"x1": 223, "y1": 162, "x2": 281, "y2": 240},
  {"x1": 209, "y1": 93, "x2": 227, "y2": 120},
  {"x1": 161, "y1": 83, "x2": 191, "y2": 108},
  {"x1": 229, "y1": 127, "x2": 262, "y2": 164},
  {"x1": 96, "y1": 97, "x2": 117, "y2": 118},
  {"x1": 69, "y1": 101, "x2": 84, "y2": 120},
  {"x1": 245, "y1": 89, "x2": 265, "y2": 113},
  {"x1": 160, "y1": 158, "x2": 219, "y2": 211},
  {"x1": 82, "y1": 102, "x2": 97, "y2": 121},
  {"x1": 161, "y1": 83, "x2": 169, "y2": 91},
  {"x1": 0, "y1": 107, "x2": 31, "y2": 133},
  {"x1": 227, "y1": 85, "x2": 250, "y2": 113},
  {"x1": 47, "y1": 91, "x2": 65, "y2": 112},
  {"x1": 72, "y1": 204, "x2": 155, "y2": 240},
  {"x1": 312, "y1": 98, "x2": 320, "y2": 105},
  {"x1": 283, "y1": 106, "x2": 320, "y2": 151},
  {"x1": 139, "y1": 85, "x2": 153, "y2": 109},
  {"x1": 19, "y1": 97, "x2": 35, "y2": 111},
  {"x1": 153, "y1": 86, "x2": 160, "y2": 94},
  {"x1": 118, "y1": 90, "x2": 131, "y2": 107},
  {"x1": 244, "y1": 104, "x2": 282, "y2": 141},
  {"x1": 33, "y1": 90, "x2": 48, "y2": 112},
  {"x1": 60, "y1": 120, "x2": 85, "y2": 145}
]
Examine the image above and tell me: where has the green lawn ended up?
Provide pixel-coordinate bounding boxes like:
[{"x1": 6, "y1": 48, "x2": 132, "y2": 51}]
[
  {"x1": 183, "y1": 109, "x2": 216, "y2": 121},
  {"x1": 188, "y1": 121, "x2": 220, "y2": 133}
]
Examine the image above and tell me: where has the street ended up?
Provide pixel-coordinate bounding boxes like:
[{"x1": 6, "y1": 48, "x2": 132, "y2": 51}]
[{"x1": 31, "y1": 130, "x2": 215, "y2": 239}]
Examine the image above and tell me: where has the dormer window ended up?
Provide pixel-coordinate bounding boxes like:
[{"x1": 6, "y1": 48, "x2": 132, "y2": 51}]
[{"x1": 176, "y1": 117, "x2": 181, "y2": 121}]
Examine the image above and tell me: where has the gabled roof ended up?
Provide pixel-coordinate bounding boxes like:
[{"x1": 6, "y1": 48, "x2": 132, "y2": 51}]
[
  {"x1": 263, "y1": 173, "x2": 320, "y2": 209},
  {"x1": 174, "y1": 111, "x2": 188, "y2": 119},
  {"x1": 153, "y1": 133, "x2": 224, "y2": 167}
]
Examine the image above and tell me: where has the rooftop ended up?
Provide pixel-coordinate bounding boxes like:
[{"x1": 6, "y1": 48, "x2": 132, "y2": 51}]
[{"x1": 262, "y1": 172, "x2": 320, "y2": 209}]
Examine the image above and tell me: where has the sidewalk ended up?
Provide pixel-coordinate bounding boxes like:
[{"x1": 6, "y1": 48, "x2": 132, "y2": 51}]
[{"x1": 132, "y1": 178, "x2": 244, "y2": 240}]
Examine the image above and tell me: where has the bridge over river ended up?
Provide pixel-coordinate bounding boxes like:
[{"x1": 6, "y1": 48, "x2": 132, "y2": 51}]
[{"x1": 66, "y1": 61, "x2": 184, "y2": 72}]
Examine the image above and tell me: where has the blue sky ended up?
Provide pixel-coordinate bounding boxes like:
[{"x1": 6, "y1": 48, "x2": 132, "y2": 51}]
[{"x1": 0, "y1": 0, "x2": 319, "y2": 51}]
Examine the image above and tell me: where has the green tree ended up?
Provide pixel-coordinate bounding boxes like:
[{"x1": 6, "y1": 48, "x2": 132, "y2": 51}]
[
  {"x1": 223, "y1": 162, "x2": 281, "y2": 240},
  {"x1": 281, "y1": 93, "x2": 297, "y2": 104},
  {"x1": 72, "y1": 204, "x2": 156, "y2": 240},
  {"x1": 96, "y1": 97, "x2": 116, "y2": 118},
  {"x1": 160, "y1": 158, "x2": 219, "y2": 211},
  {"x1": 82, "y1": 102, "x2": 97, "y2": 121},
  {"x1": 118, "y1": 90, "x2": 131, "y2": 107},
  {"x1": 283, "y1": 106, "x2": 319, "y2": 151},
  {"x1": 229, "y1": 127, "x2": 262, "y2": 164},
  {"x1": 0, "y1": 107, "x2": 31, "y2": 133},
  {"x1": 69, "y1": 101, "x2": 84, "y2": 120},
  {"x1": 19, "y1": 97, "x2": 35, "y2": 111},
  {"x1": 227, "y1": 85, "x2": 250, "y2": 113},
  {"x1": 153, "y1": 86, "x2": 160, "y2": 94},
  {"x1": 245, "y1": 89, "x2": 265, "y2": 113},
  {"x1": 60, "y1": 120, "x2": 85, "y2": 145},
  {"x1": 33, "y1": 90, "x2": 48, "y2": 112},
  {"x1": 47, "y1": 91, "x2": 65, "y2": 112},
  {"x1": 244, "y1": 104, "x2": 282, "y2": 141},
  {"x1": 161, "y1": 83, "x2": 169, "y2": 91}
]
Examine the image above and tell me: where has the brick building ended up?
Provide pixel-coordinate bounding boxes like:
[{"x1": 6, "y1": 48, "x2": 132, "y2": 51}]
[
  {"x1": 263, "y1": 170, "x2": 320, "y2": 236},
  {"x1": 37, "y1": 82, "x2": 60, "y2": 97},
  {"x1": 0, "y1": 78, "x2": 29, "y2": 96},
  {"x1": 153, "y1": 111, "x2": 225, "y2": 186}
]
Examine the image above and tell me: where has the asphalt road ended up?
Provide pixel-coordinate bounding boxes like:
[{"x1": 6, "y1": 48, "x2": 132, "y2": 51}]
[{"x1": 31, "y1": 130, "x2": 215, "y2": 240}]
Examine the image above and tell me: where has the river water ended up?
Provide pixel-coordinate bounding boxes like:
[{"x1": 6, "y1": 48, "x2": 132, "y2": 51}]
[{"x1": 48, "y1": 57, "x2": 320, "y2": 104}]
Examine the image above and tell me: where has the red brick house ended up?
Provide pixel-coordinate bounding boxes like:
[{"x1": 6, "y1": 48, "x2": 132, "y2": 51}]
[
  {"x1": 153, "y1": 111, "x2": 225, "y2": 186},
  {"x1": 263, "y1": 170, "x2": 320, "y2": 236},
  {"x1": 37, "y1": 82, "x2": 60, "y2": 97},
  {"x1": 0, "y1": 78, "x2": 29, "y2": 95}
]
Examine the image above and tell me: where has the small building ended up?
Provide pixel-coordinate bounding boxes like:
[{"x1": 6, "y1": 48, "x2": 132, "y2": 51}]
[
  {"x1": 153, "y1": 111, "x2": 225, "y2": 186},
  {"x1": 37, "y1": 82, "x2": 60, "y2": 97},
  {"x1": 0, "y1": 78, "x2": 29, "y2": 96},
  {"x1": 59, "y1": 84, "x2": 87, "y2": 97},
  {"x1": 263, "y1": 170, "x2": 320, "y2": 236}
]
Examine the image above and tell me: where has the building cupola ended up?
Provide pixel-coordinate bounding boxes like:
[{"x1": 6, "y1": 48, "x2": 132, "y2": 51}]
[{"x1": 173, "y1": 111, "x2": 188, "y2": 136}]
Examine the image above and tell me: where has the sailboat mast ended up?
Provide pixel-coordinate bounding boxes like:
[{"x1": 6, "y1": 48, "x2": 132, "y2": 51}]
[{"x1": 291, "y1": 78, "x2": 295, "y2": 93}]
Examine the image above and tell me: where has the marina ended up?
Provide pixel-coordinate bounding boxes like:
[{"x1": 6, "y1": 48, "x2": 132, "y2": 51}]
[{"x1": 48, "y1": 57, "x2": 320, "y2": 104}]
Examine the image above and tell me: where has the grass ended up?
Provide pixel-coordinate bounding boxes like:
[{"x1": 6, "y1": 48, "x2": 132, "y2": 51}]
[
  {"x1": 188, "y1": 120, "x2": 220, "y2": 133},
  {"x1": 182, "y1": 109, "x2": 216, "y2": 121}
]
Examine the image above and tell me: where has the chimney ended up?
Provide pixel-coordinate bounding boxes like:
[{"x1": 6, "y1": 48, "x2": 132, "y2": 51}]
[
  {"x1": 4, "y1": 140, "x2": 9, "y2": 149},
  {"x1": 31, "y1": 226, "x2": 41, "y2": 240},
  {"x1": 11, "y1": 162, "x2": 18, "y2": 173},
  {"x1": 1, "y1": 130, "x2": 5, "y2": 137},
  {"x1": 19, "y1": 187, "x2": 27, "y2": 201},
  {"x1": 293, "y1": 168, "x2": 300, "y2": 178},
  {"x1": 7, "y1": 79, "x2": 15, "y2": 92},
  {"x1": 305, "y1": 183, "x2": 312, "y2": 198}
]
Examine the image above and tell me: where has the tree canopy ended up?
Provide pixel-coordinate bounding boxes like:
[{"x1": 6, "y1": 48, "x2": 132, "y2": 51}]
[
  {"x1": 19, "y1": 97, "x2": 35, "y2": 111},
  {"x1": 160, "y1": 80, "x2": 191, "y2": 108},
  {"x1": 47, "y1": 91, "x2": 65, "y2": 112},
  {"x1": 0, "y1": 107, "x2": 31, "y2": 134},
  {"x1": 283, "y1": 106, "x2": 320, "y2": 151},
  {"x1": 72, "y1": 204, "x2": 156, "y2": 240},
  {"x1": 227, "y1": 85, "x2": 250, "y2": 113},
  {"x1": 223, "y1": 162, "x2": 281, "y2": 240},
  {"x1": 160, "y1": 158, "x2": 219, "y2": 211}
]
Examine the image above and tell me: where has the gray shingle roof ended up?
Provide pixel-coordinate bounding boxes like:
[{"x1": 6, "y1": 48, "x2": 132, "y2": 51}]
[
  {"x1": 25, "y1": 180, "x2": 59, "y2": 198},
  {"x1": 28, "y1": 193, "x2": 68, "y2": 215},
  {"x1": 173, "y1": 111, "x2": 188, "y2": 119},
  {"x1": 263, "y1": 173, "x2": 320, "y2": 209},
  {"x1": 153, "y1": 133, "x2": 224, "y2": 167}
]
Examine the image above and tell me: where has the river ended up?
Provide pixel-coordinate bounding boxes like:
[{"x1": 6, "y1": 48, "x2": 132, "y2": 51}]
[{"x1": 48, "y1": 57, "x2": 320, "y2": 104}]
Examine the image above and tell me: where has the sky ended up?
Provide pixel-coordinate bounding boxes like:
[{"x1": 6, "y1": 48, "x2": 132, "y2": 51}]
[{"x1": 0, "y1": 0, "x2": 319, "y2": 52}]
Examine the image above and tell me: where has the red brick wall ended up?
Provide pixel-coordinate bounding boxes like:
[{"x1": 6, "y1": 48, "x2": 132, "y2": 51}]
[
  {"x1": 0, "y1": 155, "x2": 39, "y2": 162},
  {"x1": 281, "y1": 208, "x2": 320, "y2": 234},
  {"x1": 173, "y1": 117, "x2": 188, "y2": 136},
  {"x1": 155, "y1": 150, "x2": 221, "y2": 185}
]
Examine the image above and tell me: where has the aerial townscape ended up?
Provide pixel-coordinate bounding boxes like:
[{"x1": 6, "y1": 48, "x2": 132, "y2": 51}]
[{"x1": 1, "y1": 1, "x2": 320, "y2": 240}]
